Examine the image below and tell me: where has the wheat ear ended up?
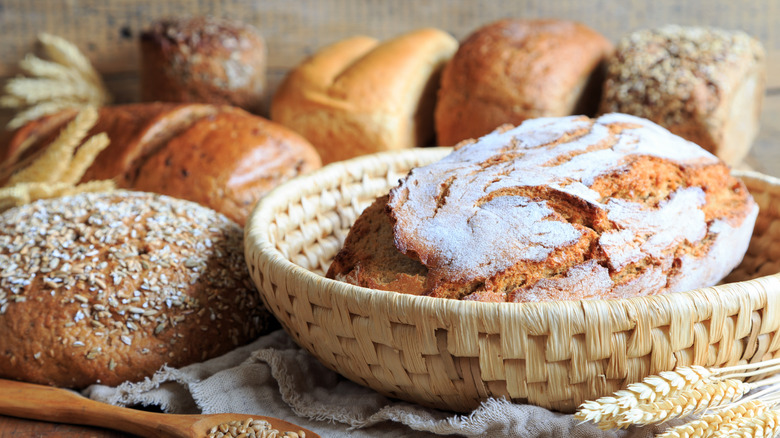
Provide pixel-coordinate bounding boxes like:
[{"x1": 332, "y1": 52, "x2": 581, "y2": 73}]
[
  {"x1": 711, "y1": 408, "x2": 780, "y2": 438},
  {"x1": 8, "y1": 106, "x2": 98, "y2": 184},
  {"x1": 655, "y1": 400, "x2": 770, "y2": 438},
  {"x1": 575, "y1": 366, "x2": 713, "y2": 428},
  {"x1": 620, "y1": 379, "x2": 751, "y2": 427}
]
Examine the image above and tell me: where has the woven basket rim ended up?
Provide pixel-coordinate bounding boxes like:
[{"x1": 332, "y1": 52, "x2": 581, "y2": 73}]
[{"x1": 245, "y1": 147, "x2": 780, "y2": 314}]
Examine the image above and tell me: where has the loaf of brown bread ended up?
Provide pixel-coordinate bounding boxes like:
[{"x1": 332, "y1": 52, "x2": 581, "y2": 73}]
[
  {"x1": 139, "y1": 16, "x2": 268, "y2": 113},
  {"x1": 599, "y1": 25, "x2": 766, "y2": 166},
  {"x1": 0, "y1": 103, "x2": 321, "y2": 225},
  {"x1": 0, "y1": 191, "x2": 273, "y2": 388},
  {"x1": 271, "y1": 28, "x2": 458, "y2": 164},
  {"x1": 328, "y1": 114, "x2": 758, "y2": 302},
  {"x1": 434, "y1": 19, "x2": 613, "y2": 146}
]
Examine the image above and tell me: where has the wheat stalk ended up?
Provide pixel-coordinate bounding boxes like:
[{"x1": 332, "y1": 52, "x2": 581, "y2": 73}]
[
  {"x1": 575, "y1": 366, "x2": 713, "y2": 429},
  {"x1": 655, "y1": 400, "x2": 770, "y2": 438},
  {"x1": 576, "y1": 360, "x2": 780, "y2": 438},
  {"x1": 711, "y1": 409, "x2": 780, "y2": 438},
  {"x1": 0, "y1": 106, "x2": 114, "y2": 212},
  {"x1": 2, "y1": 33, "x2": 110, "y2": 130},
  {"x1": 59, "y1": 132, "x2": 109, "y2": 185},
  {"x1": 619, "y1": 379, "x2": 751, "y2": 427},
  {"x1": 8, "y1": 106, "x2": 98, "y2": 185}
]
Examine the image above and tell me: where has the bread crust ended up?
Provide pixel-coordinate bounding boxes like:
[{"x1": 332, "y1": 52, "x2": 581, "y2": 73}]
[
  {"x1": 599, "y1": 25, "x2": 766, "y2": 166},
  {"x1": 1, "y1": 103, "x2": 321, "y2": 225},
  {"x1": 328, "y1": 114, "x2": 758, "y2": 302},
  {"x1": 139, "y1": 16, "x2": 267, "y2": 113},
  {"x1": 0, "y1": 191, "x2": 273, "y2": 388},
  {"x1": 434, "y1": 19, "x2": 613, "y2": 146},
  {"x1": 271, "y1": 28, "x2": 458, "y2": 164}
]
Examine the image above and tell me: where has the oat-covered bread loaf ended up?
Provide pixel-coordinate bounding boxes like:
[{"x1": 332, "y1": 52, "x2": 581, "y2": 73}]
[
  {"x1": 0, "y1": 191, "x2": 273, "y2": 388},
  {"x1": 1, "y1": 103, "x2": 321, "y2": 225},
  {"x1": 328, "y1": 114, "x2": 758, "y2": 302},
  {"x1": 435, "y1": 19, "x2": 613, "y2": 146},
  {"x1": 271, "y1": 28, "x2": 458, "y2": 164},
  {"x1": 139, "y1": 16, "x2": 267, "y2": 113},
  {"x1": 599, "y1": 26, "x2": 766, "y2": 166}
]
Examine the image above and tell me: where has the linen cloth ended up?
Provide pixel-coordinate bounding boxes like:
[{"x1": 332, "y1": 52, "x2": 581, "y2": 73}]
[{"x1": 85, "y1": 329, "x2": 676, "y2": 438}]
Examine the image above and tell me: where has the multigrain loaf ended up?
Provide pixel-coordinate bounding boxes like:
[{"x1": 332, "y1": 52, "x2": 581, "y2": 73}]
[
  {"x1": 271, "y1": 28, "x2": 458, "y2": 164},
  {"x1": 434, "y1": 19, "x2": 613, "y2": 146},
  {"x1": 1, "y1": 103, "x2": 321, "y2": 225},
  {"x1": 328, "y1": 114, "x2": 758, "y2": 302},
  {"x1": 599, "y1": 25, "x2": 766, "y2": 166},
  {"x1": 139, "y1": 16, "x2": 268, "y2": 113},
  {"x1": 0, "y1": 191, "x2": 273, "y2": 388}
]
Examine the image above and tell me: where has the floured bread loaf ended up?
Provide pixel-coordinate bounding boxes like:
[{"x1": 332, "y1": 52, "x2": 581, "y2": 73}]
[
  {"x1": 599, "y1": 26, "x2": 766, "y2": 166},
  {"x1": 327, "y1": 114, "x2": 758, "y2": 302}
]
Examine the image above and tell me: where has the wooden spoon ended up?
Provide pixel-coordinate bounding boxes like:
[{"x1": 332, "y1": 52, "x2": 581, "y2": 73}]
[{"x1": 0, "y1": 378, "x2": 320, "y2": 437}]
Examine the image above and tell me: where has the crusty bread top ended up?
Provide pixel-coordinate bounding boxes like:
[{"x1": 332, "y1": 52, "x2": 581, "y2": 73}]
[
  {"x1": 0, "y1": 191, "x2": 271, "y2": 387},
  {"x1": 434, "y1": 19, "x2": 613, "y2": 146},
  {"x1": 273, "y1": 28, "x2": 457, "y2": 112},
  {"x1": 385, "y1": 113, "x2": 757, "y2": 300},
  {"x1": 600, "y1": 25, "x2": 766, "y2": 129},
  {"x1": 270, "y1": 28, "x2": 458, "y2": 163},
  {"x1": 1, "y1": 103, "x2": 321, "y2": 225}
]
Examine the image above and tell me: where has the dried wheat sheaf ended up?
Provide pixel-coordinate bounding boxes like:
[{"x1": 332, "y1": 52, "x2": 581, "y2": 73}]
[
  {"x1": 1, "y1": 33, "x2": 111, "y2": 129},
  {"x1": 576, "y1": 359, "x2": 780, "y2": 437},
  {"x1": 0, "y1": 106, "x2": 114, "y2": 211}
]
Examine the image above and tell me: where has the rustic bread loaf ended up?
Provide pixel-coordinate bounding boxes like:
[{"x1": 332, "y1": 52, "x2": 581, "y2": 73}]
[
  {"x1": 270, "y1": 28, "x2": 458, "y2": 164},
  {"x1": 328, "y1": 114, "x2": 758, "y2": 302},
  {"x1": 0, "y1": 103, "x2": 321, "y2": 225},
  {"x1": 599, "y1": 25, "x2": 766, "y2": 166},
  {"x1": 139, "y1": 16, "x2": 268, "y2": 113},
  {"x1": 434, "y1": 19, "x2": 613, "y2": 146},
  {"x1": 0, "y1": 191, "x2": 273, "y2": 388}
]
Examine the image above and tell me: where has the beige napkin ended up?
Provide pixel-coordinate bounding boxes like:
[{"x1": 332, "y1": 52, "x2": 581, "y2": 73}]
[{"x1": 84, "y1": 329, "x2": 678, "y2": 438}]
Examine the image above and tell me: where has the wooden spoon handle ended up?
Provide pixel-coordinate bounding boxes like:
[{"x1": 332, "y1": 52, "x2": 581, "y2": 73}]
[{"x1": 0, "y1": 378, "x2": 181, "y2": 437}]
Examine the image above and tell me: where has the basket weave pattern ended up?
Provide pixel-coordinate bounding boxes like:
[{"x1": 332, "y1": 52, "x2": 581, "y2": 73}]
[{"x1": 245, "y1": 147, "x2": 780, "y2": 413}]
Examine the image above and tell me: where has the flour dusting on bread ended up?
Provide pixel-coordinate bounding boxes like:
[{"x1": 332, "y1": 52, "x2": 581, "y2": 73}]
[{"x1": 329, "y1": 113, "x2": 758, "y2": 302}]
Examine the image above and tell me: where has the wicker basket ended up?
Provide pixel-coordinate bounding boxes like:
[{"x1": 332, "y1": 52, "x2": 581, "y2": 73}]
[{"x1": 244, "y1": 147, "x2": 780, "y2": 413}]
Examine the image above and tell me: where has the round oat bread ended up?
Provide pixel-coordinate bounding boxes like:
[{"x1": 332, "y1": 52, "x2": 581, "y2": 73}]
[
  {"x1": 328, "y1": 114, "x2": 759, "y2": 302},
  {"x1": 0, "y1": 191, "x2": 272, "y2": 388}
]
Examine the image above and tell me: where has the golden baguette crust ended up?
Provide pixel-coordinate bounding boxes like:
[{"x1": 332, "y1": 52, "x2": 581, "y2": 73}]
[
  {"x1": 328, "y1": 114, "x2": 758, "y2": 302},
  {"x1": 271, "y1": 28, "x2": 458, "y2": 164},
  {"x1": 435, "y1": 19, "x2": 613, "y2": 146}
]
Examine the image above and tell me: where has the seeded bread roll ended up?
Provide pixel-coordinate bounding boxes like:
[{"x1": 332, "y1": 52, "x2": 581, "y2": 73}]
[
  {"x1": 271, "y1": 28, "x2": 458, "y2": 164},
  {"x1": 328, "y1": 114, "x2": 758, "y2": 302},
  {"x1": 434, "y1": 19, "x2": 613, "y2": 146},
  {"x1": 1, "y1": 103, "x2": 321, "y2": 225},
  {"x1": 0, "y1": 191, "x2": 272, "y2": 388},
  {"x1": 599, "y1": 26, "x2": 766, "y2": 166},
  {"x1": 139, "y1": 16, "x2": 268, "y2": 113}
]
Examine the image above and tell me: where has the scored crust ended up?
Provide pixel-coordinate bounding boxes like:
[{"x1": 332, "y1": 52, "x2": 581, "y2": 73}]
[
  {"x1": 0, "y1": 191, "x2": 273, "y2": 388},
  {"x1": 328, "y1": 114, "x2": 758, "y2": 302}
]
